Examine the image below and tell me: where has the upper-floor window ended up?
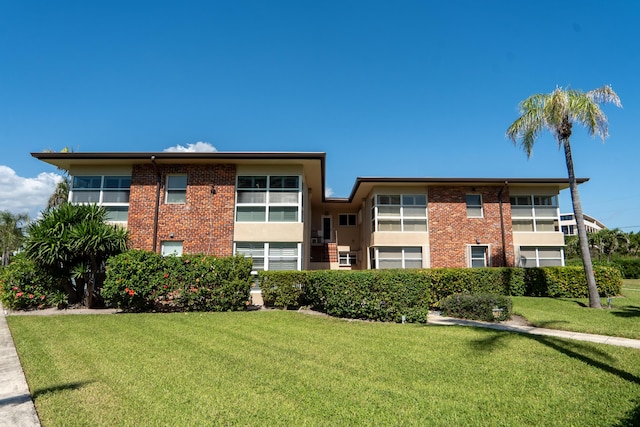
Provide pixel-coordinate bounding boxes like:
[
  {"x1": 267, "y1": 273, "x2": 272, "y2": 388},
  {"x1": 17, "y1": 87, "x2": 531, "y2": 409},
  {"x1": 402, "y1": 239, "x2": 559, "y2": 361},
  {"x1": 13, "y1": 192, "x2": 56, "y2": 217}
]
[
  {"x1": 166, "y1": 175, "x2": 187, "y2": 204},
  {"x1": 466, "y1": 194, "x2": 483, "y2": 218},
  {"x1": 236, "y1": 175, "x2": 301, "y2": 222},
  {"x1": 371, "y1": 194, "x2": 427, "y2": 232},
  {"x1": 71, "y1": 175, "x2": 131, "y2": 222},
  {"x1": 339, "y1": 213, "x2": 357, "y2": 226},
  {"x1": 510, "y1": 195, "x2": 558, "y2": 232}
]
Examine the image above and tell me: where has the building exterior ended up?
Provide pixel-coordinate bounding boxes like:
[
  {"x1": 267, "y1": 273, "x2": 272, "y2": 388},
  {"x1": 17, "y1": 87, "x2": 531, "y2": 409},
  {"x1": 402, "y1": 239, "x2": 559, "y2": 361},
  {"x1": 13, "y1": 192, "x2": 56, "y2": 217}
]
[
  {"x1": 559, "y1": 212, "x2": 606, "y2": 236},
  {"x1": 33, "y1": 151, "x2": 585, "y2": 274}
]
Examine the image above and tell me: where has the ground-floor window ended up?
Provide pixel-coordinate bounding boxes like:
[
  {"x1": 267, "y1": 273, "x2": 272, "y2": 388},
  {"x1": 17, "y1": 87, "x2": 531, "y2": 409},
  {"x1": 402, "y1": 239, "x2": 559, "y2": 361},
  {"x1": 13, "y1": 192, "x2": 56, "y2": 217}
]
[
  {"x1": 338, "y1": 251, "x2": 357, "y2": 266},
  {"x1": 370, "y1": 247, "x2": 422, "y2": 269},
  {"x1": 519, "y1": 246, "x2": 564, "y2": 267},
  {"x1": 469, "y1": 245, "x2": 489, "y2": 267},
  {"x1": 161, "y1": 241, "x2": 183, "y2": 257},
  {"x1": 234, "y1": 242, "x2": 301, "y2": 272}
]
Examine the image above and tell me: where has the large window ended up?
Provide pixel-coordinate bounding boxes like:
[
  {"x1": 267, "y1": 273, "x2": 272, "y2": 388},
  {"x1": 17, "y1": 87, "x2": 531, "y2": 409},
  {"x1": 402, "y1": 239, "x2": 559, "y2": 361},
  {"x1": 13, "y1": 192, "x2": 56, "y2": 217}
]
[
  {"x1": 161, "y1": 241, "x2": 183, "y2": 257},
  {"x1": 371, "y1": 194, "x2": 427, "y2": 232},
  {"x1": 236, "y1": 176, "x2": 301, "y2": 222},
  {"x1": 234, "y1": 242, "x2": 300, "y2": 272},
  {"x1": 371, "y1": 247, "x2": 422, "y2": 269},
  {"x1": 71, "y1": 175, "x2": 131, "y2": 222},
  {"x1": 510, "y1": 195, "x2": 559, "y2": 232},
  {"x1": 519, "y1": 247, "x2": 564, "y2": 267},
  {"x1": 166, "y1": 175, "x2": 187, "y2": 204},
  {"x1": 338, "y1": 251, "x2": 357, "y2": 266}
]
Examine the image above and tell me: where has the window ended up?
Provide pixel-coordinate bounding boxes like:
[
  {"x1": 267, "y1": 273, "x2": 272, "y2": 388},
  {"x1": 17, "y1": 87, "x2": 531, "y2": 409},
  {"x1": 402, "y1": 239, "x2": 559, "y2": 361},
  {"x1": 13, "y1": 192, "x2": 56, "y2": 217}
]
[
  {"x1": 236, "y1": 175, "x2": 301, "y2": 222},
  {"x1": 161, "y1": 241, "x2": 183, "y2": 256},
  {"x1": 470, "y1": 245, "x2": 488, "y2": 267},
  {"x1": 466, "y1": 194, "x2": 483, "y2": 218},
  {"x1": 235, "y1": 242, "x2": 300, "y2": 272},
  {"x1": 71, "y1": 175, "x2": 131, "y2": 222},
  {"x1": 338, "y1": 252, "x2": 357, "y2": 266},
  {"x1": 510, "y1": 195, "x2": 559, "y2": 232},
  {"x1": 339, "y1": 214, "x2": 357, "y2": 226},
  {"x1": 372, "y1": 194, "x2": 427, "y2": 232},
  {"x1": 519, "y1": 247, "x2": 564, "y2": 267},
  {"x1": 166, "y1": 175, "x2": 187, "y2": 204},
  {"x1": 372, "y1": 247, "x2": 422, "y2": 269}
]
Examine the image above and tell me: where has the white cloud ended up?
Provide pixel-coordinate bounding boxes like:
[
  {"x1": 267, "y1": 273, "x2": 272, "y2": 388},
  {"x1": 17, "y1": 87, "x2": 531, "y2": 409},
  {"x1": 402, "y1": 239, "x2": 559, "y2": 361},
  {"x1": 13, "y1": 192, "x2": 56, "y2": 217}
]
[
  {"x1": 325, "y1": 187, "x2": 334, "y2": 197},
  {"x1": 163, "y1": 141, "x2": 217, "y2": 152},
  {"x1": 0, "y1": 165, "x2": 63, "y2": 220}
]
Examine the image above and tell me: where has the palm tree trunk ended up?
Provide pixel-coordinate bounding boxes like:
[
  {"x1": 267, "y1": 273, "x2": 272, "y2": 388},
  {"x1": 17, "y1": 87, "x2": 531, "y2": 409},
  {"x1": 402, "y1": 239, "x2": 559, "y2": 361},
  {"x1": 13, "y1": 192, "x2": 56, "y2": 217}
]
[{"x1": 563, "y1": 138, "x2": 602, "y2": 308}]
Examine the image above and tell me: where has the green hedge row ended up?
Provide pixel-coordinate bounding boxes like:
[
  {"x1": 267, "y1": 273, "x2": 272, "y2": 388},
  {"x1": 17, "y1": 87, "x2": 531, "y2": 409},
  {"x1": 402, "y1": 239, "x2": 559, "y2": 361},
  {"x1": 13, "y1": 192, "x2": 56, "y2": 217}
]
[
  {"x1": 102, "y1": 250, "x2": 253, "y2": 312},
  {"x1": 0, "y1": 254, "x2": 65, "y2": 310},
  {"x1": 259, "y1": 266, "x2": 623, "y2": 322},
  {"x1": 439, "y1": 293, "x2": 512, "y2": 322},
  {"x1": 566, "y1": 257, "x2": 640, "y2": 279}
]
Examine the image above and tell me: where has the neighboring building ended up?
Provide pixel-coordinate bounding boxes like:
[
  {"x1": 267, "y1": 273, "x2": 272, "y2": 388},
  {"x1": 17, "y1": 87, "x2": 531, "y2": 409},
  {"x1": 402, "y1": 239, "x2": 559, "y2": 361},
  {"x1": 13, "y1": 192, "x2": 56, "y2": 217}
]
[
  {"x1": 559, "y1": 212, "x2": 606, "y2": 236},
  {"x1": 33, "y1": 151, "x2": 584, "y2": 276}
]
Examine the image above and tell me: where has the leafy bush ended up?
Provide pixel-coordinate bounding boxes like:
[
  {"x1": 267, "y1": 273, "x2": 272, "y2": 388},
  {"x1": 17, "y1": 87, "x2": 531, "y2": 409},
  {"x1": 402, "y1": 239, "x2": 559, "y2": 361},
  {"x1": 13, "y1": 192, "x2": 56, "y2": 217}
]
[
  {"x1": 0, "y1": 254, "x2": 59, "y2": 310},
  {"x1": 524, "y1": 266, "x2": 622, "y2": 297},
  {"x1": 102, "y1": 250, "x2": 253, "y2": 312},
  {"x1": 610, "y1": 258, "x2": 640, "y2": 279},
  {"x1": 439, "y1": 293, "x2": 512, "y2": 322},
  {"x1": 260, "y1": 269, "x2": 431, "y2": 323}
]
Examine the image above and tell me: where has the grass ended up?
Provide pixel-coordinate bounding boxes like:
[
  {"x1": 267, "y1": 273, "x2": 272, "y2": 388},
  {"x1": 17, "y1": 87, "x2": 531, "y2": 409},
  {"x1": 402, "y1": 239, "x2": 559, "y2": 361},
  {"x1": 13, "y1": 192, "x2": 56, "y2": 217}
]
[
  {"x1": 512, "y1": 280, "x2": 640, "y2": 339},
  {"x1": 7, "y1": 309, "x2": 640, "y2": 426}
]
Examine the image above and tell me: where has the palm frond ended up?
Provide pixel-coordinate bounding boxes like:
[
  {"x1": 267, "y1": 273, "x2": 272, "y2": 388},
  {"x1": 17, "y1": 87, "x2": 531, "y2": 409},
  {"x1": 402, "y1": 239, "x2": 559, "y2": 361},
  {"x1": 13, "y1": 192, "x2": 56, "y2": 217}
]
[{"x1": 587, "y1": 85, "x2": 622, "y2": 107}]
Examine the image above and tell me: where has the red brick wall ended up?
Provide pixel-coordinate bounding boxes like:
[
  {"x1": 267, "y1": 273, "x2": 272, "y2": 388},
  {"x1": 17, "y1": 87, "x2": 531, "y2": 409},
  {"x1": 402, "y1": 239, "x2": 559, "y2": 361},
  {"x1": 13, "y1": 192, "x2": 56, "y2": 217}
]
[
  {"x1": 128, "y1": 163, "x2": 236, "y2": 256},
  {"x1": 428, "y1": 186, "x2": 514, "y2": 268}
]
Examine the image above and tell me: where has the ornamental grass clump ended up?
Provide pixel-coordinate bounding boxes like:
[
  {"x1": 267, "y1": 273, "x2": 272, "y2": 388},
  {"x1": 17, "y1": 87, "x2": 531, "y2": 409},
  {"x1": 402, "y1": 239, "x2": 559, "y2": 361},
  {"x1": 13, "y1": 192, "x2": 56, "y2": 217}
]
[{"x1": 439, "y1": 293, "x2": 512, "y2": 322}]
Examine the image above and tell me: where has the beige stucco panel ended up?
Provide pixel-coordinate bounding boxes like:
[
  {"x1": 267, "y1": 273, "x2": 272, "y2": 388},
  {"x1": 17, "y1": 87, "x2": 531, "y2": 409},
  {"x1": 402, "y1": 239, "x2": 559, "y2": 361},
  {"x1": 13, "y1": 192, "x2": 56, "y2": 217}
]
[
  {"x1": 370, "y1": 232, "x2": 429, "y2": 246},
  {"x1": 512, "y1": 232, "x2": 565, "y2": 246},
  {"x1": 234, "y1": 222, "x2": 304, "y2": 242}
]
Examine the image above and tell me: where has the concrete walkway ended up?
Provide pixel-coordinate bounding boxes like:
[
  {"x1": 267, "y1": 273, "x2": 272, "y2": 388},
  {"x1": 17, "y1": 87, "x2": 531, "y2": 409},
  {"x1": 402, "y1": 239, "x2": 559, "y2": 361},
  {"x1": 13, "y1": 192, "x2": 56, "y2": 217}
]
[
  {"x1": 427, "y1": 312, "x2": 640, "y2": 349},
  {"x1": 1, "y1": 308, "x2": 639, "y2": 427},
  {"x1": 0, "y1": 309, "x2": 40, "y2": 427}
]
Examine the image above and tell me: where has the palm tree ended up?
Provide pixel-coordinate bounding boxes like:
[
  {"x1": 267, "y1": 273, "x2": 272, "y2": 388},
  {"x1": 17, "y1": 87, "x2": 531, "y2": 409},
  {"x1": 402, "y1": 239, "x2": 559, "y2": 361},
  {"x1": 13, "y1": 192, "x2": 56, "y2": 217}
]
[
  {"x1": 47, "y1": 176, "x2": 70, "y2": 209},
  {"x1": 0, "y1": 211, "x2": 29, "y2": 266},
  {"x1": 507, "y1": 85, "x2": 622, "y2": 308}
]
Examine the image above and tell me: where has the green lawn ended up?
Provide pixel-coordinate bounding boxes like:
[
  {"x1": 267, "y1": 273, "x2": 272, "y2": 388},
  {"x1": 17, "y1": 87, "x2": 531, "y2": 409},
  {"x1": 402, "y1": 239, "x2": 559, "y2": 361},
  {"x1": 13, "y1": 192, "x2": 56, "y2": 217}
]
[
  {"x1": 8, "y1": 310, "x2": 640, "y2": 426},
  {"x1": 512, "y1": 280, "x2": 640, "y2": 339}
]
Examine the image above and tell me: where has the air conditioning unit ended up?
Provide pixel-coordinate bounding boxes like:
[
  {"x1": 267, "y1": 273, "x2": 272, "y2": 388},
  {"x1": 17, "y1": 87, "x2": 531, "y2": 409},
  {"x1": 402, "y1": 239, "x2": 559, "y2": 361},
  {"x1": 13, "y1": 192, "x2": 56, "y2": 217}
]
[{"x1": 311, "y1": 237, "x2": 320, "y2": 245}]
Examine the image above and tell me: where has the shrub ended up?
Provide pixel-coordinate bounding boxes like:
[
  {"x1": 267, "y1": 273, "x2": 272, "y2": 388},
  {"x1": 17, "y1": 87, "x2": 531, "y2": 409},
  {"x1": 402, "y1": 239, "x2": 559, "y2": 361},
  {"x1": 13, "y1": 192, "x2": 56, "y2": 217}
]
[
  {"x1": 260, "y1": 271, "x2": 307, "y2": 308},
  {"x1": 0, "y1": 254, "x2": 59, "y2": 310},
  {"x1": 524, "y1": 266, "x2": 622, "y2": 297},
  {"x1": 439, "y1": 293, "x2": 512, "y2": 322},
  {"x1": 102, "y1": 250, "x2": 253, "y2": 312},
  {"x1": 611, "y1": 258, "x2": 640, "y2": 279}
]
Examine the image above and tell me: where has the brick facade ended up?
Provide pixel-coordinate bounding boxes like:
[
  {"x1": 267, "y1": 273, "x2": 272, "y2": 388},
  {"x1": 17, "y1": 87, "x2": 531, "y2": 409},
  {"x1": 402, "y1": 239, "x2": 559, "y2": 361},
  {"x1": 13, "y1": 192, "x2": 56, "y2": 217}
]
[
  {"x1": 428, "y1": 186, "x2": 514, "y2": 268},
  {"x1": 128, "y1": 163, "x2": 236, "y2": 256}
]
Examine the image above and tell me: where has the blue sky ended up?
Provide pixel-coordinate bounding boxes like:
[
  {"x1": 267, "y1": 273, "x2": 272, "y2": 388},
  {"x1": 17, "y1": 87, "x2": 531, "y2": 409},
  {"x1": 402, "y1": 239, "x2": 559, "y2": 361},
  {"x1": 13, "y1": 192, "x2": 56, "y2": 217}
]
[{"x1": 1, "y1": 1, "x2": 638, "y2": 230}]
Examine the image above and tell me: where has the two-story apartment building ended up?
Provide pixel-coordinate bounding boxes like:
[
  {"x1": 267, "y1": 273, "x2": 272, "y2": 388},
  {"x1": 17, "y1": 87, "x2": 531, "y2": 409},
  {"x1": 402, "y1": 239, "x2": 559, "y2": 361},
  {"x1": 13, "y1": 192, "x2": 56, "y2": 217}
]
[{"x1": 33, "y1": 151, "x2": 583, "y2": 274}]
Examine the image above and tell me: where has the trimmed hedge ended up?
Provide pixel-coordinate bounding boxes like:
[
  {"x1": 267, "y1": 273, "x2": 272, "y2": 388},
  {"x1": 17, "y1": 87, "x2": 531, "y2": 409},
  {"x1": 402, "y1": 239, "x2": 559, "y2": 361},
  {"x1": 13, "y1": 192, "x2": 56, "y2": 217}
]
[
  {"x1": 102, "y1": 250, "x2": 253, "y2": 312},
  {"x1": 259, "y1": 265, "x2": 623, "y2": 323}
]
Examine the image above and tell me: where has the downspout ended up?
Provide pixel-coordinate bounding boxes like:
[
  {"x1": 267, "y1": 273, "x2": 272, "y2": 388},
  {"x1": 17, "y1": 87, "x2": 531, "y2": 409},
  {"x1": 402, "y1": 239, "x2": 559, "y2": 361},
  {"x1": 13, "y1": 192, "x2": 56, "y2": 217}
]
[
  {"x1": 151, "y1": 156, "x2": 161, "y2": 253},
  {"x1": 498, "y1": 181, "x2": 508, "y2": 267}
]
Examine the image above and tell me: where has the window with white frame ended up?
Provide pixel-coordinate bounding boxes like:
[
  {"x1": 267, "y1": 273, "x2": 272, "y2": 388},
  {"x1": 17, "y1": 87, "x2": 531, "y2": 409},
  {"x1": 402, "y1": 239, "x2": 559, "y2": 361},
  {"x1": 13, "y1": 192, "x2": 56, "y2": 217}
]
[
  {"x1": 371, "y1": 247, "x2": 422, "y2": 269},
  {"x1": 466, "y1": 194, "x2": 483, "y2": 218},
  {"x1": 71, "y1": 175, "x2": 131, "y2": 222},
  {"x1": 236, "y1": 176, "x2": 301, "y2": 222},
  {"x1": 234, "y1": 242, "x2": 300, "y2": 271},
  {"x1": 161, "y1": 241, "x2": 183, "y2": 256},
  {"x1": 338, "y1": 251, "x2": 357, "y2": 266},
  {"x1": 519, "y1": 247, "x2": 564, "y2": 267},
  {"x1": 371, "y1": 194, "x2": 427, "y2": 232},
  {"x1": 339, "y1": 213, "x2": 357, "y2": 226},
  {"x1": 510, "y1": 195, "x2": 559, "y2": 232},
  {"x1": 166, "y1": 175, "x2": 187, "y2": 204},
  {"x1": 469, "y1": 245, "x2": 489, "y2": 267}
]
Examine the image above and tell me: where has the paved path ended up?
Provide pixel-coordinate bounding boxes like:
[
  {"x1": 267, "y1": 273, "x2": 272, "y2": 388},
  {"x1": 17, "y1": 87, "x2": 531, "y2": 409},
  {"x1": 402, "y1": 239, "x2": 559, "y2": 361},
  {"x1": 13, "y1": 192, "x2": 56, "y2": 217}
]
[
  {"x1": 0, "y1": 309, "x2": 40, "y2": 427},
  {"x1": 427, "y1": 312, "x2": 640, "y2": 349},
  {"x1": 1, "y1": 308, "x2": 639, "y2": 427}
]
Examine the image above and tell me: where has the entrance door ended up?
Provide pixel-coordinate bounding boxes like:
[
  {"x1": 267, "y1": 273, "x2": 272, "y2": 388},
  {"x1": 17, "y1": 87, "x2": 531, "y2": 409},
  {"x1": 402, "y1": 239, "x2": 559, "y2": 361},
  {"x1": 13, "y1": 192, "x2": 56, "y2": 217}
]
[{"x1": 322, "y1": 216, "x2": 332, "y2": 242}]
